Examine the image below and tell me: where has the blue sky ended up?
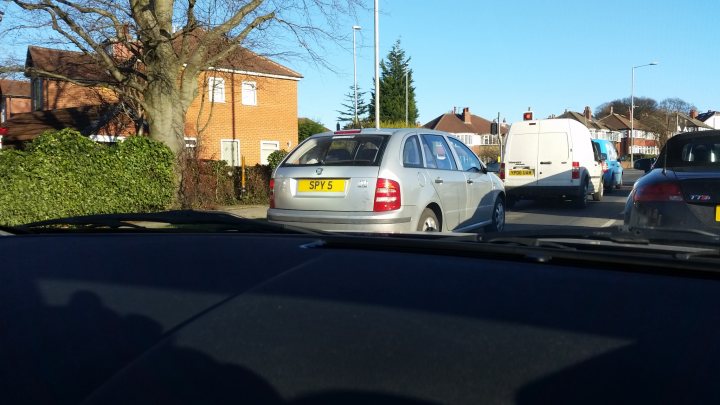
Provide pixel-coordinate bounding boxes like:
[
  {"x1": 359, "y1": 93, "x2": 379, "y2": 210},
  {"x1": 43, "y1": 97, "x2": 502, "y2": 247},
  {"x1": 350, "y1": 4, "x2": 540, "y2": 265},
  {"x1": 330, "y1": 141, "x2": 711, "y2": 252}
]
[
  {"x1": 2, "y1": 0, "x2": 717, "y2": 130},
  {"x1": 292, "y1": 0, "x2": 720, "y2": 129}
]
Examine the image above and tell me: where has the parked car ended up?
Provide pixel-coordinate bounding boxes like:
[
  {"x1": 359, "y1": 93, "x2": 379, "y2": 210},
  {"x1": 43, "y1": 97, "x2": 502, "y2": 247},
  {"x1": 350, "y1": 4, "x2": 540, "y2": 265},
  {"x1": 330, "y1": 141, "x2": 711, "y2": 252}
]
[
  {"x1": 592, "y1": 139, "x2": 623, "y2": 191},
  {"x1": 633, "y1": 157, "x2": 656, "y2": 173},
  {"x1": 501, "y1": 118, "x2": 603, "y2": 208},
  {"x1": 267, "y1": 128, "x2": 506, "y2": 233},
  {"x1": 625, "y1": 130, "x2": 720, "y2": 230}
]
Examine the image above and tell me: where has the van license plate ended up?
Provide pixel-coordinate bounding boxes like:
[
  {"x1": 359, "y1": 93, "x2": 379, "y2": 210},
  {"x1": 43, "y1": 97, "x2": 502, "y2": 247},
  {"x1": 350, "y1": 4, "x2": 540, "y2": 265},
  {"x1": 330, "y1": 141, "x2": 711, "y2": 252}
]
[
  {"x1": 298, "y1": 179, "x2": 345, "y2": 192},
  {"x1": 509, "y1": 169, "x2": 534, "y2": 176}
]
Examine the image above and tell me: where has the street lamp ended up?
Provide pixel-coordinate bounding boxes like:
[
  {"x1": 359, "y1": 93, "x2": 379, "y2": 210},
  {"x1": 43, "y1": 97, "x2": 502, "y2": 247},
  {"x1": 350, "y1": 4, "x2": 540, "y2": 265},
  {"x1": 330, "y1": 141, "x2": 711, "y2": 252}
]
[
  {"x1": 352, "y1": 25, "x2": 361, "y2": 126},
  {"x1": 374, "y1": 0, "x2": 380, "y2": 129},
  {"x1": 630, "y1": 62, "x2": 658, "y2": 166}
]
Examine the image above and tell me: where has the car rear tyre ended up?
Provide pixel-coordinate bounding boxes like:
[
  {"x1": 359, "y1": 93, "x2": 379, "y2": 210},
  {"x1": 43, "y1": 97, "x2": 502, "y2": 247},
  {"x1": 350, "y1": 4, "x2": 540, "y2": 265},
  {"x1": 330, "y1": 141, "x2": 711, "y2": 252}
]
[
  {"x1": 592, "y1": 180, "x2": 603, "y2": 201},
  {"x1": 574, "y1": 179, "x2": 589, "y2": 208},
  {"x1": 485, "y1": 198, "x2": 505, "y2": 233},
  {"x1": 417, "y1": 208, "x2": 440, "y2": 232}
]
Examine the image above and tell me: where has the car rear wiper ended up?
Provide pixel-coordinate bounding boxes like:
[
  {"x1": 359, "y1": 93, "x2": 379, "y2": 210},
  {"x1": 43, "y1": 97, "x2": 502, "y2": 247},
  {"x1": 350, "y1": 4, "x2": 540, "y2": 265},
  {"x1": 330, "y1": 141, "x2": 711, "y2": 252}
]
[{"x1": 16, "y1": 210, "x2": 325, "y2": 235}]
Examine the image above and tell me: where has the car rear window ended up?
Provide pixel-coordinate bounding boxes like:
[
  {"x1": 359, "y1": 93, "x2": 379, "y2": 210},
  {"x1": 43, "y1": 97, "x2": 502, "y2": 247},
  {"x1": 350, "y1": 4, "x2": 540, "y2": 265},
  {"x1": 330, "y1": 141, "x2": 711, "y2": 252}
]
[
  {"x1": 282, "y1": 135, "x2": 389, "y2": 166},
  {"x1": 662, "y1": 135, "x2": 720, "y2": 168}
]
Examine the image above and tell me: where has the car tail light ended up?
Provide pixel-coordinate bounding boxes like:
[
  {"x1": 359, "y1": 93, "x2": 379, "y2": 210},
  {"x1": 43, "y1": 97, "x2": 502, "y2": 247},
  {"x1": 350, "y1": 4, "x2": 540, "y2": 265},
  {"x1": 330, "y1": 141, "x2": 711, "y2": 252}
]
[
  {"x1": 602, "y1": 161, "x2": 609, "y2": 173},
  {"x1": 374, "y1": 178, "x2": 401, "y2": 212},
  {"x1": 499, "y1": 163, "x2": 505, "y2": 181},
  {"x1": 633, "y1": 182, "x2": 684, "y2": 202},
  {"x1": 571, "y1": 162, "x2": 580, "y2": 179},
  {"x1": 269, "y1": 179, "x2": 275, "y2": 208}
]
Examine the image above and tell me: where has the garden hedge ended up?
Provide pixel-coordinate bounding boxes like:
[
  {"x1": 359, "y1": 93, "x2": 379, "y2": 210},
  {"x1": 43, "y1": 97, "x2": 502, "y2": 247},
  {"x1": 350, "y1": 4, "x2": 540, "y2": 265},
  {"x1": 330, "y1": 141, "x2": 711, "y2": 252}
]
[{"x1": 0, "y1": 129, "x2": 175, "y2": 226}]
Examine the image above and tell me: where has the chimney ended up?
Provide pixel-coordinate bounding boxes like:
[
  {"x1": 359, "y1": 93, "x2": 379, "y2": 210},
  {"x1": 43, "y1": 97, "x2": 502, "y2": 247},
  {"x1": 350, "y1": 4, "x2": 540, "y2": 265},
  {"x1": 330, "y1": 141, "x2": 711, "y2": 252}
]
[
  {"x1": 463, "y1": 107, "x2": 471, "y2": 124},
  {"x1": 690, "y1": 109, "x2": 698, "y2": 119},
  {"x1": 583, "y1": 106, "x2": 592, "y2": 120},
  {"x1": 610, "y1": 106, "x2": 614, "y2": 115}
]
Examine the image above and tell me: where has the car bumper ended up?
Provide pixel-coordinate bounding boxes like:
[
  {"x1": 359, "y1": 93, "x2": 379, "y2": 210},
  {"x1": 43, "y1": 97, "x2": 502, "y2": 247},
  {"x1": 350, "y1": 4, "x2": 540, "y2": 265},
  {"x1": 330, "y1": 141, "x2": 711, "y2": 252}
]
[
  {"x1": 267, "y1": 207, "x2": 416, "y2": 233},
  {"x1": 625, "y1": 201, "x2": 720, "y2": 229}
]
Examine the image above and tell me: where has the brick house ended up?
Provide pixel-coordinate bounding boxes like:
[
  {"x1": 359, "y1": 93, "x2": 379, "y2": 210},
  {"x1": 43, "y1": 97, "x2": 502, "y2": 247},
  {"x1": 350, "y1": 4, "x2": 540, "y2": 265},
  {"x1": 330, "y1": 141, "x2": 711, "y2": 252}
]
[
  {"x1": 597, "y1": 110, "x2": 659, "y2": 156},
  {"x1": 557, "y1": 106, "x2": 623, "y2": 152},
  {"x1": 0, "y1": 80, "x2": 32, "y2": 123},
  {"x1": 423, "y1": 107, "x2": 508, "y2": 160},
  {"x1": 3, "y1": 44, "x2": 302, "y2": 166}
]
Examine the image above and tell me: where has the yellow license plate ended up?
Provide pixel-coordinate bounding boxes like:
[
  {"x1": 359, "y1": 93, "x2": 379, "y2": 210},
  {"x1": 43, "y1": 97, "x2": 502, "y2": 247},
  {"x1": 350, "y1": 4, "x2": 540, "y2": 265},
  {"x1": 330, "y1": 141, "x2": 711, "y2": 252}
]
[
  {"x1": 716, "y1": 205, "x2": 720, "y2": 222},
  {"x1": 509, "y1": 169, "x2": 534, "y2": 176},
  {"x1": 298, "y1": 179, "x2": 345, "y2": 192}
]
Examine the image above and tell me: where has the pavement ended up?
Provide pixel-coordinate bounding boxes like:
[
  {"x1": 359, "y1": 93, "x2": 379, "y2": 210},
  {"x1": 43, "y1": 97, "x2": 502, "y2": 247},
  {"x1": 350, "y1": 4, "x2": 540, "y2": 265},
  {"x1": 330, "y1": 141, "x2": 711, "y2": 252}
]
[{"x1": 218, "y1": 204, "x2": 269, "y2": 219}]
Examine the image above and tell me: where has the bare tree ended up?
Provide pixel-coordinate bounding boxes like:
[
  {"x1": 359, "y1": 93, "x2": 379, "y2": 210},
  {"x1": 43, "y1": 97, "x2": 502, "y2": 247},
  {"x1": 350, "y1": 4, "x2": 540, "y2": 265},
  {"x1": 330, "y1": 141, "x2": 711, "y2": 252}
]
[{"x1": 4, "y1": 0, "x2": 364, "y2": 155}]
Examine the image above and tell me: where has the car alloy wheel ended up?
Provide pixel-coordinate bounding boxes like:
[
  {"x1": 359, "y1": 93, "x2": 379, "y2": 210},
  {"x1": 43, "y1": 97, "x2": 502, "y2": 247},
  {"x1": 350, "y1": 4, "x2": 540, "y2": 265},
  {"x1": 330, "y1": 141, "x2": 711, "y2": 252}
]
[
  {"x1": 417, "y1": 208, "x2": 440, "y2": 232},
  {"x1": 485, "y1": 198, "x2": 505, "y2": 232}
]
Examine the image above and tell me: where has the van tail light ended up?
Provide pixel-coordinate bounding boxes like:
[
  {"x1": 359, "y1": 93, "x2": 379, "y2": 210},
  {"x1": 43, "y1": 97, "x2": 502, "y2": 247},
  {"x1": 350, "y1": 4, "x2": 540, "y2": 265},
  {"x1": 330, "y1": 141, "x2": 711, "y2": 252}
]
[
  {"x1": 374, "y1": 178, "x2": 401, "y2": 212},
  {"x1": 269, "y1": 179, "x2": 275, "y2": 208},
  {"x1": 634, "y1": 182, "x2": 684, "y2": 202},
  {"x1": 602, "y1": 161, "x2": 609, "y2": 173},
  {"x1": 571, "y1": 162, "x2": 580, "y2": 179},
  {"x1": 499, "y1": 163, "x2": 505, "y2": 181}
]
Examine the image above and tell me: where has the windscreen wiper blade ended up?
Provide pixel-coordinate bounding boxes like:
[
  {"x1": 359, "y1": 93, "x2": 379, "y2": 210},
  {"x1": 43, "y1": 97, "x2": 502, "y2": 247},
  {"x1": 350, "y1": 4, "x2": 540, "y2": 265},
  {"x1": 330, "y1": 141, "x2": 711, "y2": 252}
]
[{"x1": 17, "y1": 210, "x2": 323, "y2": 235}]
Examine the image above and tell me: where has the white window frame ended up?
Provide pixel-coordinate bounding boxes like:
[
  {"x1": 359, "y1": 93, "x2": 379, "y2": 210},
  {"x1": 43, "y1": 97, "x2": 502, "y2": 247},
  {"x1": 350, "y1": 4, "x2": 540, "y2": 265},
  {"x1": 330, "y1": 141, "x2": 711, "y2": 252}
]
[
  {"x1": 242, "y1": 81, "x2": 257, "y2": 106},
  {"x1": 207, "y1": 77, "x2": 226, "y2": 103},
  {"x1": 184, "y1": 137, "x2": 197, "y2": 148},
  {"x1": 260, "y1": 140, "x2": 280, "y2": 165},
  {"x1": 220, "y1": 139, "x2": 240, "y2": 166}
]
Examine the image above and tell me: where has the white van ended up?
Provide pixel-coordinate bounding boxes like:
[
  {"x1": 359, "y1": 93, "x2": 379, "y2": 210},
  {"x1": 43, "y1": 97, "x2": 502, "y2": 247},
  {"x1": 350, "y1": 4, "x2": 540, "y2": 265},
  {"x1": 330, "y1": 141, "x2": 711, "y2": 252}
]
[{"x1": 501, "y1": 118, "x2": 603, "y2": 208}]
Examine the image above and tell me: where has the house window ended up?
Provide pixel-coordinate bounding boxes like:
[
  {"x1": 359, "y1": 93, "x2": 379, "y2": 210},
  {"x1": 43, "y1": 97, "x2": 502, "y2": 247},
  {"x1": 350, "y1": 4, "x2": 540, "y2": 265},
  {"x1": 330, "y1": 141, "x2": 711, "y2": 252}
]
[
  {"x1": 242, "y1": 81, "x2": 257, "y2": 106},
  {"x1": 260, "y1": 140, "x2": 280, "y2": 165},
  {"x1": 184, "y1": 137, "x2": 197, "y2": 148},
  {"x1": 32, "y1": 78, "x2": 43, "y2": 111},
  {"x1": 221, "y1": 139, "x2": 240, "y2": 166},
  {"x1": 208, "y1": 77, "x2": 225, "y2": 103}
]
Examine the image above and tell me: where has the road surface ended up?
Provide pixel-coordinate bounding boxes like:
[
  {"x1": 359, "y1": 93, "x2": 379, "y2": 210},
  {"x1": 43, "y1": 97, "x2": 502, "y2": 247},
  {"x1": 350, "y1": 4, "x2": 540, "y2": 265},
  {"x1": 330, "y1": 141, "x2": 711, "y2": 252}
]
[{"x1": 504, "y1": 169, "x2": 644, "y2": 232}]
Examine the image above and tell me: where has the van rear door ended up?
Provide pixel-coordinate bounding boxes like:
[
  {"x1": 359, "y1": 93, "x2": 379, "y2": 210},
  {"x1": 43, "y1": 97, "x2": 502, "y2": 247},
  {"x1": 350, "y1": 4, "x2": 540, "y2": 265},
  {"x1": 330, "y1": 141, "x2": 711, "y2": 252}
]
[
  {"x1": 504, "y1": 131, "x2": 539, "y2": 188},
  {"x1": 536, "y1": 131, "x2": 570, "y2": 187}
]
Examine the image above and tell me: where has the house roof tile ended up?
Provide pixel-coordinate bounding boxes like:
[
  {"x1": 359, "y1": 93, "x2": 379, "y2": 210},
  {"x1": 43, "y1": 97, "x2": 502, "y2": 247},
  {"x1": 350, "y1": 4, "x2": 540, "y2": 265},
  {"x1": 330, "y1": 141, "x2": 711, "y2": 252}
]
[
  {"x1": 423, "y1": 109, "x2": 507, "y2": 135},
  {"x1": 1, "y1": 105, "x2": 119, "y2": 141},
  {"x1": 26, "y1": 33, "x2": 302, "y2": 84},
  {"x1": 27, "y1": 46, "x2": 115, "y2": 83},
  {"x1": 0, "y1": 80, "x2": 31, "y2": 97}
]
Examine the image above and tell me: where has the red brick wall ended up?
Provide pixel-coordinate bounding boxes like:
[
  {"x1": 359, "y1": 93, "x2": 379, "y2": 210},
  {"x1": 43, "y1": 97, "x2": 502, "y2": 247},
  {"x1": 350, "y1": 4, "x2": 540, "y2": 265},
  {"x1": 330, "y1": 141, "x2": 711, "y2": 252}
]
[
  {"x1": 187, "y1": 71, "x2": 298, "y2": 166},
  {"x1": 43, "y1": 80, "x2": 118, "y2": 110},
  {"x1": 5, "y1": 96, "x2": 31, "y2": 120}
]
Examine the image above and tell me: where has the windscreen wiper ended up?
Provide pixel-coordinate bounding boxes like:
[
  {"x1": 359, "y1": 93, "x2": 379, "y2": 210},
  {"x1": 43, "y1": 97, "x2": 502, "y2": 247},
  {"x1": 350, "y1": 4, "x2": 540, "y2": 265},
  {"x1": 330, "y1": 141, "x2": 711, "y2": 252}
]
[{"x1": 17, "y1": 210, "x2": 324, "y2": 235}]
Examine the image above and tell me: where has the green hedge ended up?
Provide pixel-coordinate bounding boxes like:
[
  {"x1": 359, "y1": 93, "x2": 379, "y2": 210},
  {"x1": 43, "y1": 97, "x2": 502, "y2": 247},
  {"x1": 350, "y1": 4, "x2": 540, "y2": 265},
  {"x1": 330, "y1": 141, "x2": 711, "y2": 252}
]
[{"x1": 0, "y1": 129, "x2": 175, "y2": 226}]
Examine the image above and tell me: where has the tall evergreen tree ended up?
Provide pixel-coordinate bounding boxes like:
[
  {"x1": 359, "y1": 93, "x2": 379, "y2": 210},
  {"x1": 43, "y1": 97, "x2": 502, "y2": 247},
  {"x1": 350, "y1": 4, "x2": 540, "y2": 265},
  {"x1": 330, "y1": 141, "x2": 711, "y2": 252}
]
[
  {"x1": 336, "y1": 85, "x2": 369, "y2": 126},
  {"x1": 369, "y1": 39, "x2": 418, "y2": 125}
]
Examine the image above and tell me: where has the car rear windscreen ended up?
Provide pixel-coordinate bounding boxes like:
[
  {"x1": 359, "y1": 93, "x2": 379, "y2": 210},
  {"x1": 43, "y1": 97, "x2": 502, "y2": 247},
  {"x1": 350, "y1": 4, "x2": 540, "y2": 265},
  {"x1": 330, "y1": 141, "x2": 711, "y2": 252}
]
[
  {"x1": 282, "y1": 135, "x2": 389, "y2": 166},
  {"x1": 663, "y1": 135, "x2": 720, "y2": 168}
]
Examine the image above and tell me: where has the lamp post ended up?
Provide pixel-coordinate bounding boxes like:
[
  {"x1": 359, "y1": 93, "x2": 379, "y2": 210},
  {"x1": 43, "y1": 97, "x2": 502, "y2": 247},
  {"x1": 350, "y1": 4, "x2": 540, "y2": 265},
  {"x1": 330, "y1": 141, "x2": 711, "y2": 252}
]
[
  {"x1": 374, "y1": 0, "x2": 380, "y2": 129},
  {"x1": 352, "y1": 25, "x2": 361, "y2": 126},
  {"x1": 630, "y1": 62, "x2": 658, "y2": 166}
]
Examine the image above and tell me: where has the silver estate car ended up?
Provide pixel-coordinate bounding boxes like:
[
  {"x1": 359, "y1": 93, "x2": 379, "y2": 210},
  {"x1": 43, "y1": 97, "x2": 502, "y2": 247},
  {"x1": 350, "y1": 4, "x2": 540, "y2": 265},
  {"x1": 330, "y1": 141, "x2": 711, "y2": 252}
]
[{"x1": 267, "y1": 128, "x2": 506, "y2": 233}]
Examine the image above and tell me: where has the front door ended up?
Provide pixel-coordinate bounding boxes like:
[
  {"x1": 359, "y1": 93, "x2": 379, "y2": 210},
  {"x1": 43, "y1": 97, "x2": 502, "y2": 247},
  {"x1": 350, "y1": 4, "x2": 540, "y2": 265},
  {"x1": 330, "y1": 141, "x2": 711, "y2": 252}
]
[{"x1": 420, "y1": 134, "x2": 467, "y2": 230}]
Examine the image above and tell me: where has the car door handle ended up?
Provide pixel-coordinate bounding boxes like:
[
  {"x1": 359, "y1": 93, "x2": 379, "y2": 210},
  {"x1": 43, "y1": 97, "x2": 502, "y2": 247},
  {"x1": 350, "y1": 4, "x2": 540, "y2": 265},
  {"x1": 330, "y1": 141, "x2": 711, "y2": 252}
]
[
  {"x1": 540, "y1": 161, "x2": 552, "y2": 165},
  {"x1": 435, "y1": 177, "x2": 444, "y2": 184},
  {"x1": 466, "y1": 179, "x2": 474, "y2": 184}
]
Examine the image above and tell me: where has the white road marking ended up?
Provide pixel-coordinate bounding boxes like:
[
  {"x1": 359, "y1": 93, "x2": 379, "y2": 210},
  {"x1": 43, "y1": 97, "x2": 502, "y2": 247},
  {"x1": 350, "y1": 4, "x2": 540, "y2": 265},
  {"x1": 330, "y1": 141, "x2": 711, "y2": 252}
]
[{"x1": 601, "y1": 219, "x2": 617, "y2": 227}]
